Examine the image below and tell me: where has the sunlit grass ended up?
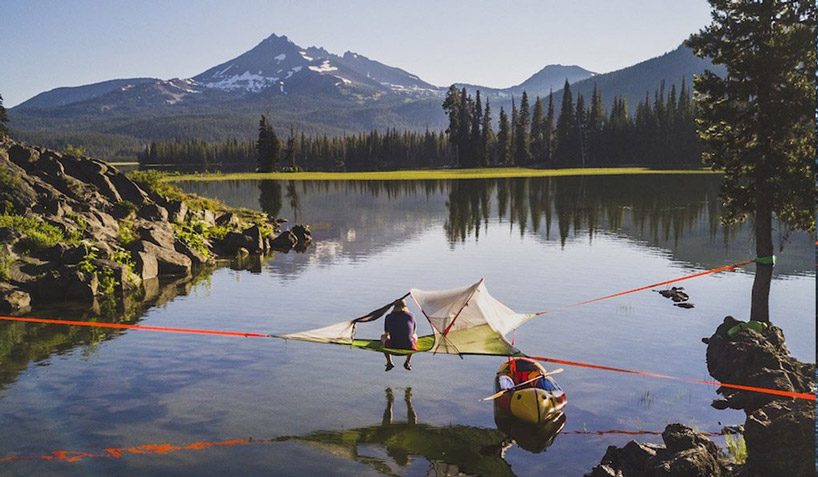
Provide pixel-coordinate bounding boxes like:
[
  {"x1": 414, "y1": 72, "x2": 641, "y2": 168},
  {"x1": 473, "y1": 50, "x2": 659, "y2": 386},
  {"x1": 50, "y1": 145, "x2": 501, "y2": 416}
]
[{"x1": 166, "y1": 167, "x2": 716, "y2": 182}]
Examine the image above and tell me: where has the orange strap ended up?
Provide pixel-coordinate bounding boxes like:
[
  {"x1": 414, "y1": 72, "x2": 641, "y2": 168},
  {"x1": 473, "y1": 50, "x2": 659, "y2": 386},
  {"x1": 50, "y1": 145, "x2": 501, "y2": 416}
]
[
  {"x1": 528, "y1": 355, "x2": 816, "y2": 401},
  {"x1": 533, "y1": 259, "x2": 755, "y2": 316},
  {"x1": 0, "y1": 316, "x2": 270, "y2": 338}
]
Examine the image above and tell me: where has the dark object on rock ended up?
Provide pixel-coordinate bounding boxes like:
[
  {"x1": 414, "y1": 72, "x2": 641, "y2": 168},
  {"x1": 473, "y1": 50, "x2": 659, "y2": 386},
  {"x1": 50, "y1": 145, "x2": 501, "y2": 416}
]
[
  {"x1": 674, "y1": 302, "x2": 695, "y2": 309},
  {"x1": 128, "y1": 240, "x2": 191, "y2": 276},
  {"x1": 138, "y1": 203, "x2": 169, "y2": 222},
  {"x1": 656, "y1": 287, "x2": 690, "y2": 303},
  {"x1": 586, "y1": 424, "x2": 730, "y2": 477}
]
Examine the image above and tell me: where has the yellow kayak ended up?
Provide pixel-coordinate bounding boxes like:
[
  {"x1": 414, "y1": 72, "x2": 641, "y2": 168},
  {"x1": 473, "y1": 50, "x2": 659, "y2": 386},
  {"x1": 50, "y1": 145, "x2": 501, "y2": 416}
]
[{"x1": 493, "y1": 358, "x2": 567, "y2": 425}]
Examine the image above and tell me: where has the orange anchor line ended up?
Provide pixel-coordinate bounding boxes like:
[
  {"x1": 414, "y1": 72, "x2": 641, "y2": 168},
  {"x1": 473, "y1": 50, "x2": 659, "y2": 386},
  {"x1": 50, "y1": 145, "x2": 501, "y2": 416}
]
[
  {"x1": 528, "y1": 355, "x2": 816, "y2": 401},
  {"x1": 0, "y1": 316, "x2": 270, "y2": 338}
]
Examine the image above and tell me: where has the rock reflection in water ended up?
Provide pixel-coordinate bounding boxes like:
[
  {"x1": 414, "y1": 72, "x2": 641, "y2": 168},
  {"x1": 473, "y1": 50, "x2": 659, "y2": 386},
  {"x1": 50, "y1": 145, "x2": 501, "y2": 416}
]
[
  {"x1": 284, "y1": 387, "x2": 565, "y2": 476},
  {"x1": 0, "y1": 269, "x2": 212, "y2": 392}
]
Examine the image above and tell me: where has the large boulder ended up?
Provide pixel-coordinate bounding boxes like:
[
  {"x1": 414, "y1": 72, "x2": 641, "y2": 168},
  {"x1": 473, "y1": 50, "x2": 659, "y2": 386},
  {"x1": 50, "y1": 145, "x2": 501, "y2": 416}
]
[
  {"x1": 704, "y1": 316, "x2": 814, "y2": 413},
  {"x1": 242, "y1": 225, "x2": 265, "y2": 252},
  {"x1": 137, "y1": 223, "x2": 176, "y2": 250},
  {"x1": 174, "y1": 238, "x2": 211, "y2": 267},
  {"x1": 128, "y1": 240, "x2": 191, "y2": 276},
  {"x1": 744, "y1": 399, "x2": 815, "y2": 477},
  {"x1": 219, "y1": 231, "x2": 263, "y2": 255},
  {"x1": 269, "y1": 230, "x2": 297, "y2": 252}
]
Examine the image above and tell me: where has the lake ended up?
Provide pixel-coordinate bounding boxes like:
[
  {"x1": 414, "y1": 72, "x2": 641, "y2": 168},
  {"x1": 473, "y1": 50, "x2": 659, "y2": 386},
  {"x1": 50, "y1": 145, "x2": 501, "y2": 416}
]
[{"x1": 0, "y1": 174, "x2": 813, "y2": 476}]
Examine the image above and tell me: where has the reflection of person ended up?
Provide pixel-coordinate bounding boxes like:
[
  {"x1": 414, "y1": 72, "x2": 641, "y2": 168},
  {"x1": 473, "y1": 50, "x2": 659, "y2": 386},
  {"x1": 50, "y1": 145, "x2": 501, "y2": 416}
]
[
  {"x1": 382, "y1": 387, "x2": 418, "y2": 426},
  {"x1": 383, "y1": 299, "x2": 417, "y2": 371}
]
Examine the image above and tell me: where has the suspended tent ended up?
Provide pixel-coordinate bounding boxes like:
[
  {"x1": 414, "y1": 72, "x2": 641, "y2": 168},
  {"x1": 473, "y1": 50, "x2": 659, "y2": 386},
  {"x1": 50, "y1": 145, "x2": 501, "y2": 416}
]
[{"x1": 274, "y1": 279, "x2": 536, "y2": 357}]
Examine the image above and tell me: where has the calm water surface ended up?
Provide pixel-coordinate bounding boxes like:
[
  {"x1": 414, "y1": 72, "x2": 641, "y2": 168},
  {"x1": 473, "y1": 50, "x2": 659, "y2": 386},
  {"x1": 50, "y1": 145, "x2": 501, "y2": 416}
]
[{"x1": 1, "y1": 175, "x2": 813, "y2": 476}]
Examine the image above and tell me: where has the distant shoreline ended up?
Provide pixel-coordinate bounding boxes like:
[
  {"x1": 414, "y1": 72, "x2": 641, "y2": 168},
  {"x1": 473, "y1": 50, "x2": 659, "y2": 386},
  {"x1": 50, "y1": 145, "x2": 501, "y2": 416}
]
[{"x1": 166, "y1": 167, "x2": 718, "y2": 182}]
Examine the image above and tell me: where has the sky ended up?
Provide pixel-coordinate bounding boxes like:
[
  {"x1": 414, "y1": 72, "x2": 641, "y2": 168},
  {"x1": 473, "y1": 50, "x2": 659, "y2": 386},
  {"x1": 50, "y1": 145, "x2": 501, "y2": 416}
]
[{"x1": 1, "y1": 0, "x2": 712, "y2": 107}]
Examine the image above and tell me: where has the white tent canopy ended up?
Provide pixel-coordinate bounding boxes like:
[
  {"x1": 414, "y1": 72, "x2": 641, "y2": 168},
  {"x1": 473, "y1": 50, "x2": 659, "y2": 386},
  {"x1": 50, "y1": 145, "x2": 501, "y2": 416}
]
[{"x1": 276, "y1": 280, "x2": 534, "y2": 357}]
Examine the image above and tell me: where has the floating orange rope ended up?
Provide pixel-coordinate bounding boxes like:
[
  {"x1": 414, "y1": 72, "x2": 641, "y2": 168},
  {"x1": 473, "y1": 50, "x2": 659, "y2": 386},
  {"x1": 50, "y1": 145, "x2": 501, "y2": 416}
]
[{"x1": 528, "y1": 355, "x2": 816, "y2": 401}]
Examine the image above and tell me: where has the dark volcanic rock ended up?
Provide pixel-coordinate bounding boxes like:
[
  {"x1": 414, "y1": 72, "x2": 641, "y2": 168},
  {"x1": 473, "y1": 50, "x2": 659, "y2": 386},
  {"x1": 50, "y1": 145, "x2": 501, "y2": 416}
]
[
  {"x1": 242, "y1": 225, "x2": 265, "y2": 253},
  {"x1": 166, "y1": 200, "x2": 188, "y2": 224},
  {"x1": 33, "y1": 266, "x2": 98, "y2": 302},
  {"x1": 269, "y1": 230, "x2": 297, "y2": 252},
  {"x1": 744, "y1": 399, "x2": 815, "y2": 477},
  {"x1": 107, "y1": 173, "x2": 148, "y2": 206},
  {"x1": 174, "y1": 238, "x2": 211, "y2": 267},
  {"x1": 705, "y1": 316, "x2": 814, "y2": 413},
  {"x1": 586, "y1": 424, "x2": 730, "y2": 477},
  {"x1": 132, "y1": 251, "x2": 158, "y2": 280}
]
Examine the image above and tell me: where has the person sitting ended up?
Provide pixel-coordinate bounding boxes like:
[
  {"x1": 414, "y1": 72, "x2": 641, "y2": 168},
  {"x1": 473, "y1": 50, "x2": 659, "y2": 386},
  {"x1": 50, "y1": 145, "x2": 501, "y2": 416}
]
[{"x1": 383, "y1": 299, "x2": 417, "y2": 371}]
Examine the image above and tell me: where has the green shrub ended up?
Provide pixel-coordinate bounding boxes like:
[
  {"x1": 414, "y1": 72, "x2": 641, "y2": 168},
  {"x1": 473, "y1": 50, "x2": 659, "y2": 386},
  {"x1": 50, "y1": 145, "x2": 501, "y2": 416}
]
[
  {"x1": 127, "y1": 170, "x2": 225, "y2": 212},
  {"x1": 172, "y1": 223, "x2": 210, "y2": 258},
  {"x1": 64, "y1": 144, "x2": 86, "y2": 157},
  {"x1": 0, "y1": 213, "x2": 67, "y2": 251},
  {"x1": 117, "y1": 219, "x2": 137, "y2": 245},
  {"x1": 725, "y1": 433, "x2": 747, "y2": 464}
]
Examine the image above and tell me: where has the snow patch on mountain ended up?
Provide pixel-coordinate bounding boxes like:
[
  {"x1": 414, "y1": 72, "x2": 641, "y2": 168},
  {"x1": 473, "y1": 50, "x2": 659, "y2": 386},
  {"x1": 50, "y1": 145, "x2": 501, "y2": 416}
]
[
  {"x1": 308, "y1": 60, "x2": 338, "y2": 73},
  {"x1": 205, "y1": 71, "x2": 278, "y2": 92}
]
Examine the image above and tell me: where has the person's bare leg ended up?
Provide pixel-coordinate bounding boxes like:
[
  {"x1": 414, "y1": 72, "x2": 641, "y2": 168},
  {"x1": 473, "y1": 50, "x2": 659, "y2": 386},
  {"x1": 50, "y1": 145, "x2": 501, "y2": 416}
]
[
  {"x1": 384, "y1": 352, "x2": 395, "y2": 371},
  {"x1": 403, "y1": 354, "x2": 412, "y2": 370}
]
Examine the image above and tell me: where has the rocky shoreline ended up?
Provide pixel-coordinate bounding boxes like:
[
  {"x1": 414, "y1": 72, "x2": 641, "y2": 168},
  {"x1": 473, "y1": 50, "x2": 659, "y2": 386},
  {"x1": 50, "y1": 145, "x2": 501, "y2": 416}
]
[
  {"x1": 586, "y1": 317, "x2": 815, "y2": 477},
  {"x1": 0, "y1": 137, "x2": 311, "y2": 314}
]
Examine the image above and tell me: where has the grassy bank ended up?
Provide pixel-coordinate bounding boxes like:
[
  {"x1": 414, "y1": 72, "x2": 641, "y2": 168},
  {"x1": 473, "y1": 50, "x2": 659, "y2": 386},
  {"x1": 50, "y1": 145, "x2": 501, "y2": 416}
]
[{"x1": 165, "y1": 167, "x2": 717, "y2": 182}]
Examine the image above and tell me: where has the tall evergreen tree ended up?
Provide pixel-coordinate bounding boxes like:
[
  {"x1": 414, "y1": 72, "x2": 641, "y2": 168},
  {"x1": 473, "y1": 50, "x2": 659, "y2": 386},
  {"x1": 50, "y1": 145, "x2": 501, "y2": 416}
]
[
  {"x1": 687, "y1": 0, "x2": 816, "y2": 322},
  {"x1": 554, "y1": 80, "x2": 578, "y2": 165},
  {"x1": 544, "y1": 90, "x2": 555, "y2": 165},
  {"x1": 469, "y1": 90, "x2": 483, "y2": 167},
  {"x1": 530, "y1": 96, "x2": 546, "y2": 164},
  {"x1": 283, "y1": 127, "x2": 298, "y2": 170},
  {"x1": 510, "y1": 97, "x2": 518, "y2": 165},
  {"x1": 442, "y1": 85, "x2": 463, "y2": 163},
  {"x1": 497, "y1": 107, "x2": 512, "y2": 165},
  {"x1": 256, "y1": 115, "x2": 279, "y2": 172},
  {"x1": 481, "y1": 97, "x2": 495, "y2": 166},
  {"x1": 575, "y1": 93, "x2": 587, "y2": 166},
  {"x1": 514, "y1": 91, "x2": 531, "y2": 165}
]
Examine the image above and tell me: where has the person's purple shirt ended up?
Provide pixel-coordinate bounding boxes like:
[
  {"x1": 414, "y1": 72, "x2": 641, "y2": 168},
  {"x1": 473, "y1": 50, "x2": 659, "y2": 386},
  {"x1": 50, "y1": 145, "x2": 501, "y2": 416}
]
[{"x1": 384, "y1": 310, "x2": 416, "y2": 349}]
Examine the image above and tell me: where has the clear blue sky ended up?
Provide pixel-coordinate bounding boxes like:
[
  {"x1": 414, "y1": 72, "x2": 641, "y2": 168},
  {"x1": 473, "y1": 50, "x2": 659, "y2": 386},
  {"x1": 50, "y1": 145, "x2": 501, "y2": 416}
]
[{"x1": 1, "y1": 0, "x2": 712, "y2": 107}]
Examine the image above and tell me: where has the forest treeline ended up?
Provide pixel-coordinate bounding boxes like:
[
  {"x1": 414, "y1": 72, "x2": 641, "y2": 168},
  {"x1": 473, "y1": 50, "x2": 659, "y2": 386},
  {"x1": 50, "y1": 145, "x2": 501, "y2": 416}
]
[{"x1": 138, "y1": 79, "x2": 701, "y2": 171}]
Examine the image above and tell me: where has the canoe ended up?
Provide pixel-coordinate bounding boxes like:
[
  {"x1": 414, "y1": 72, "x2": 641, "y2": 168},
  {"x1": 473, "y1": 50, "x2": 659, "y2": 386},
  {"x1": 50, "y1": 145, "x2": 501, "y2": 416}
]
[{"x1": 493, "y1": 357, "x2": 567, "y2": 425}]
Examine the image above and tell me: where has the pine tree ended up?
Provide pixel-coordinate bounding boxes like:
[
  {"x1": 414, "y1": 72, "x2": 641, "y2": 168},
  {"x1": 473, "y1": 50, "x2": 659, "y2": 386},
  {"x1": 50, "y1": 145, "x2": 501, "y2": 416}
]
[
  {"x1": 575, "y1": 93, "x2": 587, "y2": 166},
  {"x1": 497, "y1": 107, "x2": 511, "y2": 165},
  {"x1": 256, "y1": 115, "x2": 279, "y2": 172},
  {"x1": 554, "y1": 80, "x2": 578, "y2": 166},
  {"x1": 514, "y1": 91, "x2": 531, "y2": 165},
  {"x1": 509, "y1": 97, "x2": 518, "y2": 165},
  {"x1": 283, "y1": 127, "x2": 298, "y2": 170},
  {"x1": 481, "y1": 97, "x2": 495, "y2": 166},
  {"x1": 442, "y1": 85, "x2": 463, "y2": 163},
  {"x1": 687, "y1": 0, "x2": 816, "y2": 322},
  {"x1": 544, "y1": 90, "x2": 555, "y2": 165},
  {"x1": 469, "y1": 90, "x2": 483, "y2": 167},
  {"x1": 0, "y1": 94, "x2": 8, "y2": 137},
  {"x1": 530, "y1": 96, "x2": 545, "y2": 164}
]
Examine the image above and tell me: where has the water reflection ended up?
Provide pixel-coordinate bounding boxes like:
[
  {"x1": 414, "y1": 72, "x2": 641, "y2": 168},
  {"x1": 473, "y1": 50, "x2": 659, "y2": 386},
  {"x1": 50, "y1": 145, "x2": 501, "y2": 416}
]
[
  {"x1": 0, "y1": 271, "x2": 212, "y2": 391},
  {"x1": 180, "y1": 175, "x2": 813, "y2": 276},
  {"x1": 284, "y1": 387, "x2": 565, "y2": 477}
]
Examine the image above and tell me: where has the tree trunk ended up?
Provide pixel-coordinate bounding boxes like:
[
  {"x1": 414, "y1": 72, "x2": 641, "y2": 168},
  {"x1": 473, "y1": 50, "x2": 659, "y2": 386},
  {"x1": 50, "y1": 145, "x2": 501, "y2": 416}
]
[{"x1": 750, "y1": 196, "x2": 774, "y2": 322}]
